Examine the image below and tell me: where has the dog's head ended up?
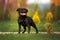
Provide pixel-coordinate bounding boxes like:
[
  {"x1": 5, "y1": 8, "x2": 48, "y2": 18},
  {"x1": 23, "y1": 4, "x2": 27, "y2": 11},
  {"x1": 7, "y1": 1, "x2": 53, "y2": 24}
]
[{"x1": 16, "y1": 8, "x2": 28, "y2": 16}]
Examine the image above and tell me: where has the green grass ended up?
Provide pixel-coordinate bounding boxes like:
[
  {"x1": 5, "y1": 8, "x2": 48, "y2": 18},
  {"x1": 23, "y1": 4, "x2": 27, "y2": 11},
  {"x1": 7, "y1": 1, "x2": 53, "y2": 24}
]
[
  {"x1": 0, "y1": 20, "x2": 60, "y2": 40},
  {"x1": 0, "y1": 20, "x2": 60, "y2": 32},
  {"x1": 0, "y1": 34, "x2": 60, "y2": 40}
]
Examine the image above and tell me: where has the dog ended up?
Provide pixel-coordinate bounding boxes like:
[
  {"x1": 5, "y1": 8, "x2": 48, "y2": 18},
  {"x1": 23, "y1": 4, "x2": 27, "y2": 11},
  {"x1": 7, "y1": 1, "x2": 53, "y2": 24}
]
[{"x1": 17, "y1": 8, "x2": 38, "y2": 34}]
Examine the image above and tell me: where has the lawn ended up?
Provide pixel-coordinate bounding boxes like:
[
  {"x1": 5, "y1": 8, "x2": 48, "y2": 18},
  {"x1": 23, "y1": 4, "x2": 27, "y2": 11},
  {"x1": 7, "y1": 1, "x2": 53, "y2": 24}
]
[
  {"x1": 0, "y1": 34, "x2": 60, "y2": 40},
  {"x1": 0, "y1": 20, "x2": 60, "y2": 40},
  {"x1": 0, "y1": 20, "x2": 60, "y2": 32}
]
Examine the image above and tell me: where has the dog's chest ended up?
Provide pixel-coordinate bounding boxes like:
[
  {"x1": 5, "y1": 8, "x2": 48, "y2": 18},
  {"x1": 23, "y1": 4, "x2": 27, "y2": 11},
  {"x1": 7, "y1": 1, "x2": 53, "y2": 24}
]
[
  {"x1": 18, "y1": 16, "x2": 33, "y2": 26},
  {"x1": 19, "y1": 18, "x2": 28, "y2": 26}
]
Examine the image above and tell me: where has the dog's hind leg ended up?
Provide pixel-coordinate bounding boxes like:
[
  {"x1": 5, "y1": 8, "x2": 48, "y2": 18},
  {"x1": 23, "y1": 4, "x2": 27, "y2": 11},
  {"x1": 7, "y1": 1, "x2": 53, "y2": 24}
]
[
  {"x1": 32, "y1": 23, "x2": 38, "y2": 34},
  {"x1": 22, "y1": 26, "x2": 26, "y2": 33},
  {"x1": 33, "y1": 25, "x2": 38, "y2": 34}
]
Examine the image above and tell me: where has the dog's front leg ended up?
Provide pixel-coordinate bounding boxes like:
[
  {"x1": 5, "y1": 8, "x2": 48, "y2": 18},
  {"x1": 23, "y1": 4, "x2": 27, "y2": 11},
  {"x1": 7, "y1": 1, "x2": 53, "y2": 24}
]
[
  {"x1": 28, "y1": 25, "x2": 30, "y2": 33},
  {"x1": 25, "y1": 19, "x2": 30, "y2": 33},
  {"x1": 22, "y1": 26, "x2": 26, "y2": 34},
  {"x1": 18, "y1": 24, "x2": 21, "y2": 34}
]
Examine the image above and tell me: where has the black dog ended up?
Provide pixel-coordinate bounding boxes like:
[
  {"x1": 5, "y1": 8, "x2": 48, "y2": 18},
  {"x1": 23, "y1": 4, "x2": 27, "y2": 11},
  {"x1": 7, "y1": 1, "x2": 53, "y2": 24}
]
[{"x1": 17, "y1": 8, "x2": 38, "y2": 34}]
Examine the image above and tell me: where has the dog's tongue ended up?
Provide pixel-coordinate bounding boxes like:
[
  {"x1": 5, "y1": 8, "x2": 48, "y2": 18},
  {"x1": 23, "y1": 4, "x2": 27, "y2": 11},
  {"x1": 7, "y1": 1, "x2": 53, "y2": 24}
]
[
  {"x1": 20, "y1": 13, "x2": 26, "y2": 15},
  {"x1": 22, "y1": 13, "x2": 26, "y2": 15}
]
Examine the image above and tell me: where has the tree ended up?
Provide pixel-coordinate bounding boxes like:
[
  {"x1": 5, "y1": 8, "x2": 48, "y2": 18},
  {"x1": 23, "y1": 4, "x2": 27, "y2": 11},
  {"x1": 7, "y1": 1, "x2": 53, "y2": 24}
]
[
  {"x1": 51, "y1": 3, "x2": 60, "y2": 20},
  {"x1": 0, "y1": 0, "x2": 3, "y2": 20},
  {"x1": 0, "y1": 0, "x2": 18, "y2": 20}
]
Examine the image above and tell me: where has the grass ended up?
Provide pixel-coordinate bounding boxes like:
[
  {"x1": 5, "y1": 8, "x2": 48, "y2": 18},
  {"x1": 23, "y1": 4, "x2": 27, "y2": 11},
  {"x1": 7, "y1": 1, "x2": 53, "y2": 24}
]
[
  {"x1": 0, "y1": 20, "x2": 60, "y2": 40},
  {"x1": 0, "y1": 34, "x2": 60, "y2": 40},
  {"x1": 0, "y1": 20, "x2": 60, "y2": 32}
]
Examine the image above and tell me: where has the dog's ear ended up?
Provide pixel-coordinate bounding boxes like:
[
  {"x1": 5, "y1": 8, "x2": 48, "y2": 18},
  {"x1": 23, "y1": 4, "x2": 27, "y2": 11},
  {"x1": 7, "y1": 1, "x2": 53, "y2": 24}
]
[{"x1": 16, "y1": 8, "x2": 20, "y2": 11}]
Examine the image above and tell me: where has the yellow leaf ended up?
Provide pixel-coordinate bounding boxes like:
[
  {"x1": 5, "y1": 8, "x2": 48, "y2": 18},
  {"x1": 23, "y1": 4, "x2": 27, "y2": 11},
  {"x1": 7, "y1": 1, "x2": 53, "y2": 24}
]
[
  {"x1": 46, "y1": 12, "x2": 53, "y2": 22},
  {"x1": 32, "y1": 10, "x2": 40, "y2": 23}
]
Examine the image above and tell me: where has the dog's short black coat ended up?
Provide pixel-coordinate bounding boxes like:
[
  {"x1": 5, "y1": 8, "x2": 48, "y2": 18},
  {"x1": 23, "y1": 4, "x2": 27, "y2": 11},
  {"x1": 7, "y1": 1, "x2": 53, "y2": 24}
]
[{"x1": 17, "y1": 8, "x2": 38, "y2": 34}]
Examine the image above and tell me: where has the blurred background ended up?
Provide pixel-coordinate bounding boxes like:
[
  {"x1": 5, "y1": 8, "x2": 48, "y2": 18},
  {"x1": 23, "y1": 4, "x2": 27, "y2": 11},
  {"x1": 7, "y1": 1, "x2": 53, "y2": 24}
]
[
  {"x1": 0, "y1": 0, "x2": 60, "y2": 32},
  {"x1": 0, "y1": 0, "x2": 60, "y2": 20}
]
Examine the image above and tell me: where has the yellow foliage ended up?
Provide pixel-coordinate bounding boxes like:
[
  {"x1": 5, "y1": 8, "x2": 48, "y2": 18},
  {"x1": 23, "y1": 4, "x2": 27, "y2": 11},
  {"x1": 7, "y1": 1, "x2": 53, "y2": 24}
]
[
  {"x1": 18, "y1": 3, "x2": 20, "y2": 7},
  {"x1": 46, "y1": 12, "x2": 53, "y2": 22},
  {"x1": 17, "y1": 0, "x2": 20, "y2": 7},
  {"x1": 44, "y1": 22, "x2": 54, "y2": 34},
  {"x1": 32, "y1": 10, "x2": 40, "y2": 23}
]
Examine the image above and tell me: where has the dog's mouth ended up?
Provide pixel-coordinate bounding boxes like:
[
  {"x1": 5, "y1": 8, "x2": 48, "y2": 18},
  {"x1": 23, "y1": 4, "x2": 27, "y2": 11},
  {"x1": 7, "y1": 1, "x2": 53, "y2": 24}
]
[{"x1": 20, "y1": 13, "x2": 26, "y2": 15}]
